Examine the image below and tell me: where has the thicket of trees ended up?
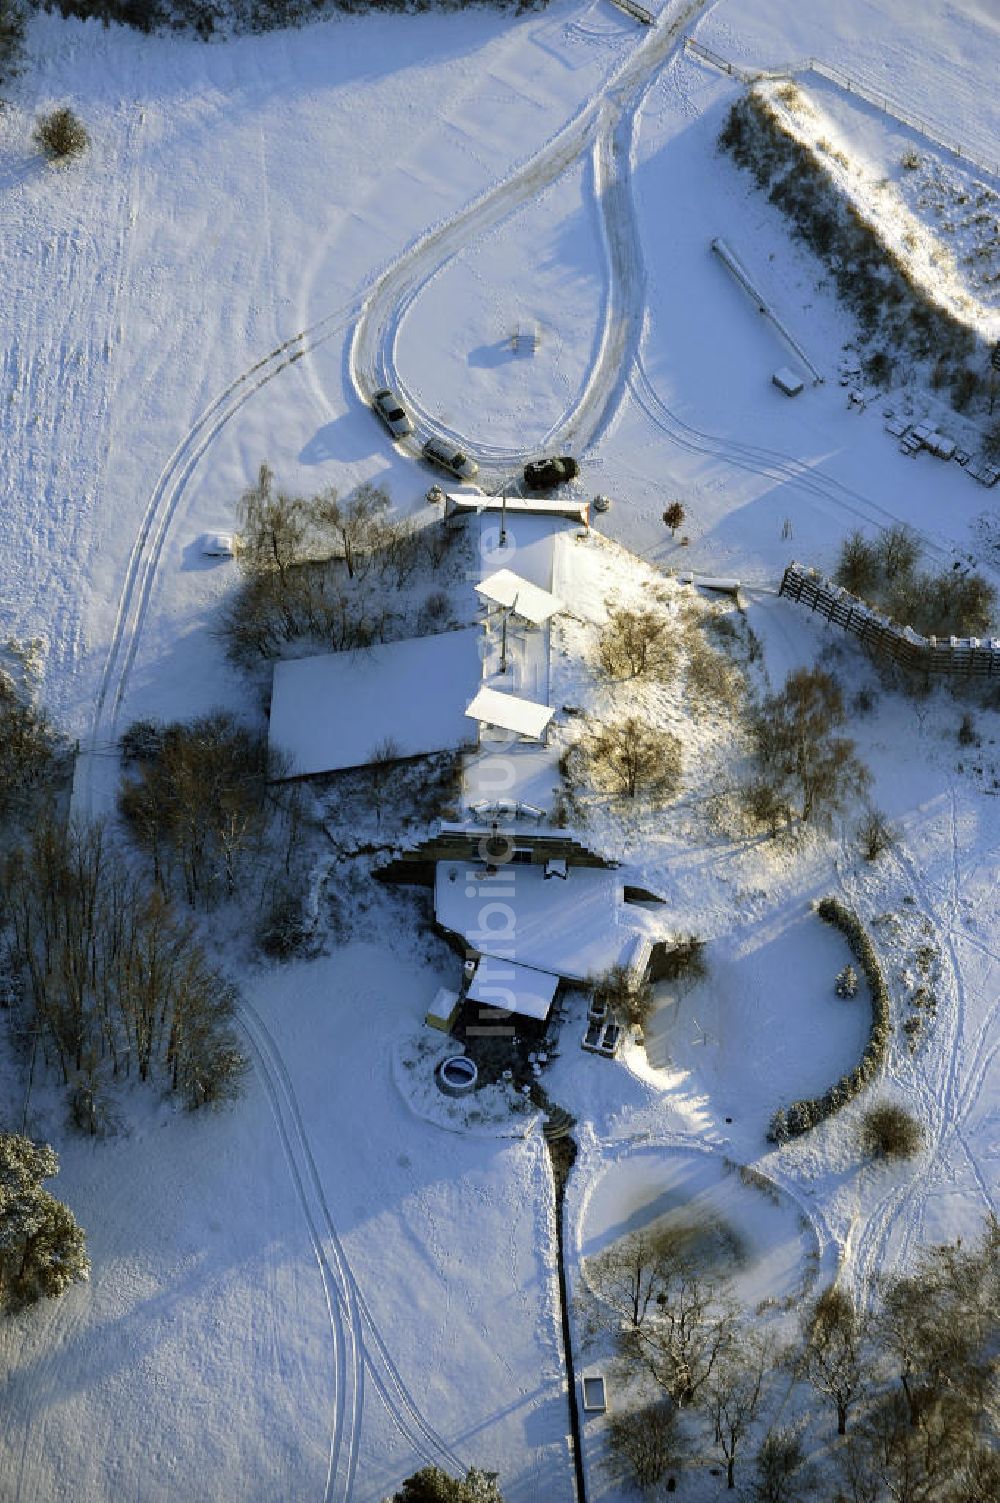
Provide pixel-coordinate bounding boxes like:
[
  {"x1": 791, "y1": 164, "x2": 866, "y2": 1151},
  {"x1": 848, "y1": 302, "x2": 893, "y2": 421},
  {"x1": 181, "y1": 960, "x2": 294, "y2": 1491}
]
[
  {"x1": 220, "y1": 465, "x2": 439, "y2": 663},
  {"x1": 0, "y1": 1133, "x2": 89, "y2": 1311},
  {"x1": 587, "y1": 1217, "x2": 1000, "y2": 1499},
  {"x1": 584, "y1": 716, "x2": 683, "y2": 802},
  {"x1": 34, "y1": 0, "x2": 539, "y2": 38},
  {"x1": 119, "y1": 712, "x2": 278, "y2": 905},
  {"x1": 749, "y1": 666, "x2": 869, "y2": 827},
  {"x1": 835, "y1": 525, "x2": 997, "y2": 639},
  {"x1": 3, "y1": 818, "x2": 245, "y2": 1115},
  {"x1": 719, "y1": 91, "x2": 991, "y2": 418},
  {"x1": 391, "y1": 1467, "x2": 504, "y2": 1503}
]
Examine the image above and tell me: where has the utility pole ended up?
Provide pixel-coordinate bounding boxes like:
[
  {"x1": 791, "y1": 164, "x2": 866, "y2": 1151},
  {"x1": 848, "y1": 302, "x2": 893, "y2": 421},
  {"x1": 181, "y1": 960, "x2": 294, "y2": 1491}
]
[{"x1": 499, "y1": 593, "x2": 519, "y2": 675}]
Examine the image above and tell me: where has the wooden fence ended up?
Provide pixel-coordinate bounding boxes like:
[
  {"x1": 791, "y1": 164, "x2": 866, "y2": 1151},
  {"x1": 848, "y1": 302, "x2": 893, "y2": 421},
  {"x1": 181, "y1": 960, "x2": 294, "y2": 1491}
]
[
  {"x1": 611, "y1": 0, "x2": 654, "y2": 25},
  {"x1": 779, "y1": 563, "x2": 1000, "y2": 677}
]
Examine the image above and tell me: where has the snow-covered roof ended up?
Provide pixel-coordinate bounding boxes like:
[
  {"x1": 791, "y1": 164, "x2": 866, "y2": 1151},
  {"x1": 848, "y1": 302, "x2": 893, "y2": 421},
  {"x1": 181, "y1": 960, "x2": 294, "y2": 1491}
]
[
  {"x1": 435, "y1": 862, "x2": 647, "y2": 982},
  {"x1": 269, "y1": 628, "x2": 481, "y2": 778},
  {"x1": 476, "y1": 568, "x2": 563, "y2": 626},
  {"x1": 465, "y1": 685, "x2": 554, "y2": 740},
  {"x1": 445, "y1": 492, "x2": 589, "y2": 525},
  {"x1": 467, "y1": 957, "x2": 558, "y2": 1022}
]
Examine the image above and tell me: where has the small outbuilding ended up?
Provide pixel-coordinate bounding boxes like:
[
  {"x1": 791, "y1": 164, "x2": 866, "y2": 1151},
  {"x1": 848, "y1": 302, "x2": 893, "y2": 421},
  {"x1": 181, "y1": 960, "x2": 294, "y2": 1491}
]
[{"x1": 772, "y1": 367, "x2": 804, "y2": 397}]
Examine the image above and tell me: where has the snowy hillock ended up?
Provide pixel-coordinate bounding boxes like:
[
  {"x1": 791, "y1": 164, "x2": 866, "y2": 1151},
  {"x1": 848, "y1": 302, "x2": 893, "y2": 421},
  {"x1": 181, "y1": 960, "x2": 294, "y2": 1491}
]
[{"x1": 720, "y1": 83, "x2": 996, "y2": 416}]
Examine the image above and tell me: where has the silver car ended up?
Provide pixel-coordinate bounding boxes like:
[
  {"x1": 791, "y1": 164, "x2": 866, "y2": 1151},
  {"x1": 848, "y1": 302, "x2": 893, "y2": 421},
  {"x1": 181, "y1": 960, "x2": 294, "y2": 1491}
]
[
  {"x1": 421, "y1": 435, "x2": 479, "y2": 481},
  {"x1": 372, "y1": 387, "x2": 414, "y2": 439}
]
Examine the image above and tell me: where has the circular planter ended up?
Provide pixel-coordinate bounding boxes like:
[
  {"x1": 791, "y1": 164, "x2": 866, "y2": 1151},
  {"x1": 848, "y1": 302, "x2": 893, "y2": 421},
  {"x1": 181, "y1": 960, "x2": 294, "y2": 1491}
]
[{"x1": 436, "y1": 1054, "x2": 479, "y2": 1097}]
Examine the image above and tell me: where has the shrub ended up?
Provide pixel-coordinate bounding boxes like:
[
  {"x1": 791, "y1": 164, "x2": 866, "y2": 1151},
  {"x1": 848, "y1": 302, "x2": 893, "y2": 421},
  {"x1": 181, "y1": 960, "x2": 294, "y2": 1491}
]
[
  {"x1": 858, "y1": 808, "x2": 895, "y2": 861},
  {"x1": 34, "y1": 107, "x2": 89, "y2": 162},
  {"x1": 607, "y1": 1401, "x2": 679, "y2": 1492},
  {"x1": 859, "y1": 1102, "x2": 923, "y2": 1160},
  {"x1": 958, "y1": 711, "x2": 978, "y2": 746},
  {"x1": 598, "y1": 605, "x2": 675, "y2": 680},
  {"x1": 836, "y1": 964, "x2": 859, "y2": 998},
  {"x1": 586, "y1": 717, "x2": 682, "y2": 801}
]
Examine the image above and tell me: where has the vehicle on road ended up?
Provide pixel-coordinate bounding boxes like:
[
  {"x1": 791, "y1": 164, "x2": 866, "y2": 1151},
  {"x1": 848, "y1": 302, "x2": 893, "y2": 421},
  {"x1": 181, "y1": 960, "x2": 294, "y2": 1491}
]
[
  {"x1": 422, "y1": 436, "x2": 478, "y2": 481},
  {"x1": 372, "y1": 387, "x2": 414, "y2": 438},
  {"x1": 523, "y1": 455, "x2": 579, "y2": 491}
]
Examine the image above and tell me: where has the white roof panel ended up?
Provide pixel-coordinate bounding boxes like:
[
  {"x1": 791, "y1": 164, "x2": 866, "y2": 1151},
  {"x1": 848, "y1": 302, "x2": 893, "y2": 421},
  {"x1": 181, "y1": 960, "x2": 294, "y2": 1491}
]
[
  {"x1": 467, "y1": 958, "x2": 558, "y2": 1022},
  {"x1": 465, "y1": 685, "x2": 554, "y2": 740},
  {"x1": 476, "y1": 568, "x2": 563, "y2": 626},
  {"x1": 270, "y1": 628, "x2": 481, "y2": 777}
]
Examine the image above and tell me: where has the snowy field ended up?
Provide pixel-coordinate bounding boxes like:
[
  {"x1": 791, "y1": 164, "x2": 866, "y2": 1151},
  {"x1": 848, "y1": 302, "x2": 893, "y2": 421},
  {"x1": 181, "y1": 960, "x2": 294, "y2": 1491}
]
[{"x1": 1, "y1": 0, "x2": 1000, "y2": 1498}]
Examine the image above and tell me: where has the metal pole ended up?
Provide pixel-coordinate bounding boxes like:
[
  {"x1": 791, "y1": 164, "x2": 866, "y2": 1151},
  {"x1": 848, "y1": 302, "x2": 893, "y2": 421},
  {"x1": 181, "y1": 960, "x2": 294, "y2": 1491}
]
[{"x1": 500, "y1": 482, "x2": 508, "y2": 549}]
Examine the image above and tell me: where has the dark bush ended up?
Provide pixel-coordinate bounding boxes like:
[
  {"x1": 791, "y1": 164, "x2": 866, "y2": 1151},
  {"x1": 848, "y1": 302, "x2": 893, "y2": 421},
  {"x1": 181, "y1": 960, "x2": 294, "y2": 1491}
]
[
  {"x1": 34, "y1": 107, "x2": 89, "y2": 161},
  {"x1": 859, "y1": 1102, "x2": 922, "y2": 1160}
]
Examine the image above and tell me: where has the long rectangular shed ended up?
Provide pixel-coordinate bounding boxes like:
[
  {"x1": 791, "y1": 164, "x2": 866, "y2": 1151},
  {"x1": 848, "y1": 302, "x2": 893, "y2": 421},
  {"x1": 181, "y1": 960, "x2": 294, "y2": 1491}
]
[{"x1": 269, "y1": 628, "x2": 482, "y2": 778}]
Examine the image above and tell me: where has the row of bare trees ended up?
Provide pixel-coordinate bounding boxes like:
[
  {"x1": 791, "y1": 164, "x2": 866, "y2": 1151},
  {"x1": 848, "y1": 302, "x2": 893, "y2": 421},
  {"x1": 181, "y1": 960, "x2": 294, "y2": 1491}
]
[
  {"x1": 220, "y1": 464, "x2": 436, "y2": 663},
  {"x1": 835, "y1": 525, "x2": 996, "y2": 640},
  {"x1": 586, "y1": 1216, "x2": 999, "y2": 1499},
  {"x1": 3, "y1": 819, "x2": 245, "y2": 1116}
]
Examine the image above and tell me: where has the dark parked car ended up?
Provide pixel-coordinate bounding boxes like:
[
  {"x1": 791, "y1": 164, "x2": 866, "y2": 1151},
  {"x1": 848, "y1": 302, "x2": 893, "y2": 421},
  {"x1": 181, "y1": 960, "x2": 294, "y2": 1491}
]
[
  {"x1": 371, "y1": 387, "x2": 414, "y2": 439},
  {"x1": 523, "y1": 455, "x2": 579, "y2": 492}
]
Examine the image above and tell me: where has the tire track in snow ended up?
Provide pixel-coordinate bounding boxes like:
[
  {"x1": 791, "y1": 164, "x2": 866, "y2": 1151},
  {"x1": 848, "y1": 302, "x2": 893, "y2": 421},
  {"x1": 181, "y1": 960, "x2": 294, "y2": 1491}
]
[
  {"x1": 349, "y1": 0, "x2": 716, "y2": 482},
  {"x1": 845, "y1": 789, "x2": 998, "y2": 1305},
  {"x1": 238, "y1": 1000, "x2": 467, "y2": 1483},
  {"x1": 73, "y1": 298, "x2": 362, "y2": 817},
  {"x1": 628, "y1": 355, "x2": 955, "y2": 563}
]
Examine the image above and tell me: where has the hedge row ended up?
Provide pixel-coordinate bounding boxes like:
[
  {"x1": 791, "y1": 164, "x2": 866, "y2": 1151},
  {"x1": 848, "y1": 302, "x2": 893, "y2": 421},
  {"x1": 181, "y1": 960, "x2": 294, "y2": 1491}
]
[
  {"x1": 767, "y1": 897, "x2": 891, "y2": 1143},
  {"x1": 719, "y1": 90, "x2": 986, "y2": 414}
]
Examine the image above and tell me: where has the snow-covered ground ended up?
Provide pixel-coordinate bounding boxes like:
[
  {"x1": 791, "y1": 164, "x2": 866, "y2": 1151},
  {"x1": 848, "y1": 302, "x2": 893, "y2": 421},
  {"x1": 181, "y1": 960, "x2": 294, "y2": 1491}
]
[{"x1": 1, "y1": 0, "x2": 1000, "y2": 1498}]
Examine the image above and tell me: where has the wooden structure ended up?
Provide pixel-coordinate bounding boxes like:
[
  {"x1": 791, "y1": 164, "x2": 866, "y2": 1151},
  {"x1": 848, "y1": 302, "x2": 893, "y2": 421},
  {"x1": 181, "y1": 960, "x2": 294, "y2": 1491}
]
[
  {"x1": 780, "y1": 562, "x2": 1000, "y2": 676},
  {"x1": 376, "y1": 826, "x2": 617, "y2": 886}
]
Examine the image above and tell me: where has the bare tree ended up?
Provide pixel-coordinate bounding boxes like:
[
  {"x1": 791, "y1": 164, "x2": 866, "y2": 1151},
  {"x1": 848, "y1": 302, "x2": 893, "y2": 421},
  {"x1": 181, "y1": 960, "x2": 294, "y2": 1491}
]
[
  {"x1": 598, "y1": 605, "x2": 676, "y2": 680},
  {"x1": 367, "y1": 735, "x2": 401, "y2": 828},
  {"x1": 835, "y1": 530, "x2": 881, "y2": 598},
  {"x1": 858, "y1": 807, "x2": 896, "y2": 862},
  {"x1": 587, "y1": 717, "x2": 682, "y2": 801},
  {"x1": 877, "y1": 525, "x2": 921, "y2": 582},
  {"x1": 590, "y1": 963, "x2": 654, "y2": 1032},
  {"x1": 627, "y1": 1263, "x2": 739, "y2": 1409},
  {"x1": 237, "y1": 462, "x2": 307, "y2": 588},
  {"x1": 315, "y1": 481, "x2": 391, "y2": 580},
  {"x1": 754, "y1": 667, "x2": 869, "y2": 823},
  {"x1": 585, "y1": 1225, "x2": 694, "y2": 1330},
  {"x1": 800, "y1": 1284, "x2": 870, "y2": 1435},
  {"x1": 706, "y1": 1327, "x2": 773, "y2": 1490}
]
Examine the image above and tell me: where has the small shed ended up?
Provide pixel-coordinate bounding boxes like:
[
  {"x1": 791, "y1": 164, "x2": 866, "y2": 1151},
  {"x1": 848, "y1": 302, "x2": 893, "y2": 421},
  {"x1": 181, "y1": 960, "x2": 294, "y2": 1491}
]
[
  {"x1": 772, "y1": 367, "x2": 804, "y2": 398},
  {"x1": 582, "y1": 1374, "x2": 608, "y2": 1413},
  {"x1": 425, "y1": 987, "x2": 461, "y2": 1032},
  {"x1": 201, "y1": 531, "x2": 236, "y2": 558}
]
